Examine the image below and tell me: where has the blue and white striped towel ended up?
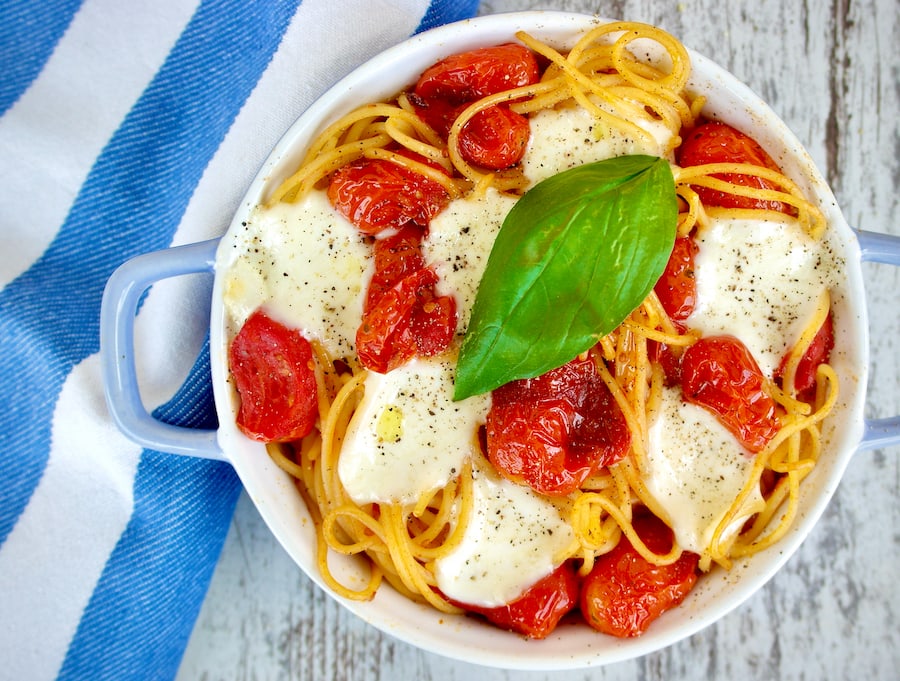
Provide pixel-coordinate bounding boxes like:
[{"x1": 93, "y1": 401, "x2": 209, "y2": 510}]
[{"x1": 0, "y1": 1, "x2": 479, "y2": 678}]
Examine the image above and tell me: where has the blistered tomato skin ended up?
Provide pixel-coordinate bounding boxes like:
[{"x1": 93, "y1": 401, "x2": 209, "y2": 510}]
[
  {"x1": 366, "y1": 226, "x2": 426, "y2": 311},
  {"x1": 677, "y1": 120, "x2": 790, "y2": 213},
  {"x1": 327, "y1": 156, "x2": 449, "y2": 235},
  {"x1": 486, "y1": 355, "x2": 631, "y2": 496},
  {"x1": 414, "y1": 43, "x2": 540, "y2": 102},
  {"x1": 681, "y1": 335, "x2": 779, "y2": 453},
  {"x1": 457, "y1": 105, "x2": 531, "y2": 169},
  {"x1": 654, "y1": 236, "x2": 698, "y2": 323},
  {"x1": 229, "y1": 310, "x2": 318, "y2": 443},
  {"x1": 777, "y1": 311, "x2": 834, "y2": 399},
  {"x1": 411, "y1": 43, "x2": 539, "y2": 171},
  {"x1": 454, "y1": 562, "x2": 580, "y2": 639},
  {"x1": 580, "y1": 514, "x2": 699, "y2": 638}
]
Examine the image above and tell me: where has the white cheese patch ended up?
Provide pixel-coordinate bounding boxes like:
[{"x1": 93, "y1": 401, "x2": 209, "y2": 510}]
[
  {"x1": 423, "y1": 188, "x2": 517, "y2": 334},
  {"x1": 521, "y1": 99, "x2": 673, "y2": 185},
  {"x1": 338, "y1": 357, "x2": 491, "y2": 505},
  {"x1": 222, "y1": 191, "x2": 371, "y2": 360},
  {"x1": 434, "y1": 462, "x2": 575, "y2": 607},
  {"x1": 646, "y1": 386, "x2": 765, "y2": 554},
  {"x1": 688, "y1": 217, "x2": 832, "y2": 376}
]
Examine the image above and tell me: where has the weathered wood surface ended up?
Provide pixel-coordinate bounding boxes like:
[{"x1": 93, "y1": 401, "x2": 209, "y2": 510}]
[{"x1": 177, "y1": 1, "x2": 899, "y2": 679}]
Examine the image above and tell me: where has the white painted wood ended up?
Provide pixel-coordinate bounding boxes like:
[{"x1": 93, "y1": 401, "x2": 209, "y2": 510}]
[{"x1": 178, "y1": 1, "x2": 899, "y2": 678}]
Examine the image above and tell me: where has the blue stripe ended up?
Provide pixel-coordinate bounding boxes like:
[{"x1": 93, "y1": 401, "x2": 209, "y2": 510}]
[
  {"x1": 58, "y1": 341, "x2": 242, "y2": 681},
  {"x1": 0, "y1": 0, "x2": 84, "y2": 115},
  {"x1": 0, "y1": 0, "x2": 300, "y2": 547},
  {"x1": 415, "y1": 0, "x2": 479, "y2": 33}
]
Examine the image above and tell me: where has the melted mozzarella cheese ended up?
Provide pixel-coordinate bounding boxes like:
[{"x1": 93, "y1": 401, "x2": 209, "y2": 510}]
[
  {"x1": 434, "y1": 463, "x2": 575, "y2": 607},
  {"x1": 423, "y1": 187, "x2": 517, "y2": 333},
  {"x1": 338, "y1": 357, "x2": 491, "y2": 505},
  {"x1": 222, "y1": 191, "x2": 371, "y2": 360},
  {"x1": 647, "y1": 387, "x2": 765, "y2": 553},
  {"x1": 688, "y1": 217, "x2": 833, "y2": 375},
  {"x1": 521, "y1": 100, "x2": 674, "y2": 185}
]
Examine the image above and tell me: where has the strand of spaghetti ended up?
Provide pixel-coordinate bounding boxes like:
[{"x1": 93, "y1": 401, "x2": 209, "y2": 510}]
[
  {"x1": 615, "y1": 454, "x2": 676, "y2": 531},
  {"x1": 610, "y1": 26, "x2": 690, "y2": 94},
  {"x1": 591, "y1": 345, "x2": 649, "y2": 473},
  {"x1": 444, "y1": 79, "x2": 551, "y2": 186},
  {"x1": 269, "y1": 133, "x2": 392, "y2": 204},
  {"x1": 382, "y1": 505, "x2": 459, "y2": 612},
  {"x1": 740, "y1": 424, "x2": 822, "y2": 546},
  {"x1": 363, "y1": 147, "x2": 463, "y2": 198},
  {"x1": 574, "y1": 492, "x2": 684, "y2": 566},
  {"x1": 707, "y1": 365, "x2": 838, "y2": 565},
  {"x1": 675, "y1": 163, "x2": 826, "y2": 237},
  {"x1": 766, "y1": 377, "x2": 813, "y2": 416},
  {"x1": 300, "y1": 102, "x2": 418, "y2": 161},
  {"x1": 781, "y1": 289, "x2": 831, "y2": 396},
  {"x1": 323, "y1": 504, "x2": 389, "y2": 554},
  {"x1": 676, "y1": 184, "x2": 710, "y2": 235},
  {"x1": 569, "y1": 21, "x2": 690, "y2": 93},
  {"x1": 570, "y1": 489, "x2": 622, "y2": 553},
  {"x1": 411, "y1": 459, "x2": 474, "y2": 558},
  {"x1": 318, "y1": 370, "x2": 367, "y2": 507},
  {"x1": 267, "y1": 441, "x2": 307, "y2": 481},
  {"x1": 381, "y1": 117, "x2": 452, "y2": 172},
  {"x1": 506, "y1": 77, "x2": 567, "y2": 114},
  {"x1": 621, "y1": 319, "x2": 697, "y2": 346},
  {"x1": 514, "y1": 31, "x2": 656, "y2": 147},
  {"x1": 565, "y1": 23, "x2": 693, "y2": 131}
]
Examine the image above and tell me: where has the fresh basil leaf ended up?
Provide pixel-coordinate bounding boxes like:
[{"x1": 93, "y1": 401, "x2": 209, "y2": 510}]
[{"x1": 453, "y1": 154, "x2": 677, "y2": 401}]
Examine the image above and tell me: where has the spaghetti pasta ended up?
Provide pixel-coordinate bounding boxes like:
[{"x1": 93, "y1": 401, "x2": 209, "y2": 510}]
[{"x1": 227, "y1": 21, "x2": 839, "y2": 638}]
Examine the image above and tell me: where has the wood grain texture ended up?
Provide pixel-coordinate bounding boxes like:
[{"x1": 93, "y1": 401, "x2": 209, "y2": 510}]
[{"x1": 177, "y1": 1, "x2": 899, "y2": 679}]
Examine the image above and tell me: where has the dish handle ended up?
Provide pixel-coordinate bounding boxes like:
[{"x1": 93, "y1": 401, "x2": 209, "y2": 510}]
[
  {"x1": 856, "y1": 229, "x2": 900, "y2": 451},
  {"x1": 100, "y1": 239, "x2": 226, "y2": 461}
]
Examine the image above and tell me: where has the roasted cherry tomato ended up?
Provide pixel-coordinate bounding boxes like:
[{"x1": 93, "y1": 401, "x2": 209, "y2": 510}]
[
  {"x1": 486, "y1": 355, "x2": 630, "y2": 496},
  {"x1": 681, "y1": 335, "x2": 779, "y2": 453},
  {"x1": 457, "y1": 105, "x2": 531, "y2": 169},
  {"x1": 649, "y1": 341, "x2": 684, "y2": 387},
  {"x1": 357, "y1": 267, "x2": 456, "y2": 373},
  {"x1": 414, "y1": 43, "x2": 540, "y2": 102},
  {"x1": 327, "y1": 155, "x2": 449, "y2": 235},
  {"x1": 229, "y1": 309, "x2": 318, "y2": 443},
  {"x1": 454, "y1": 562, "x2": 579, "y2": 639},
  {"x1": 654, "y1": 236, "x2": 699, "y2": 323},
  {"x1": 411, "y1": 43, "x2": 539, "y2": 170},
  {"x1": 409, "y1": 291, "x2": 457, "y2": 356},
  {"x1": 580, "y1": 514, "x2": 699, "y2": 638},
  {"x1": 776, "y1": 311, "x2": 834, "y2": 399},
  {"x1": 677, "y1": 120, "x2": 790, "y2": 213},
  {"x1": 366, "y1": 225, "x2": 426, "y2": 311}
]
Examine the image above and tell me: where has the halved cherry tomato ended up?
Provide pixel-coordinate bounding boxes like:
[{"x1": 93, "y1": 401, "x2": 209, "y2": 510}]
[
  {"x1": 229, "y1": 310, "x2": 318, "y2": 443},
  {"x1": 357, "y1": 267, "x2": 456, "y2": 373},
  {"x1": 327, "y1": 155, "x2": 449, "y2": 235},
  {"x1": 410, "y1": 291, "x2": 457, "y2": 356},
  {"x1": 681, "y1": 335, "x2": 779, "y2": 453},
  {"x1": 677, "y1": 120, "x2": 791, "y2": 213},
  {"x1": 654, "y1": 236, "x2": 699, "y2": 323},
  {"x1": 411, "y1": 43, "x2": 539, "y2": 171},
  {"x1": 454, "y1": 562, "x2": 579, "y2": 639},
  {"x1": 649, "y1": 341, "x2": 684, "y2": 387},
  {"x1": 580, "y1": 513, "x2": 699, "y2": 638},
  {"x1": 457, "y1": 105, "x2": 531, "y2": 169},
  {"x1": 776, "y1": 311, "x2": 834, "y2": 399},
  {"x1": 486, "y1": 355, "x2": 630, "y2": 496},
  {"x1": 414, "y1": 43, "x2": 540, "y2": 102},
  {"x1": 366, "y1": 225, "x2": 425, "y2": 311}
]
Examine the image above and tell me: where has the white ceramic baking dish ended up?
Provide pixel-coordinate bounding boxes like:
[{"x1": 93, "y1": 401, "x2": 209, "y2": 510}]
[{"x1": 100, "y1": 12, "x2": 900, "y2": 670}]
